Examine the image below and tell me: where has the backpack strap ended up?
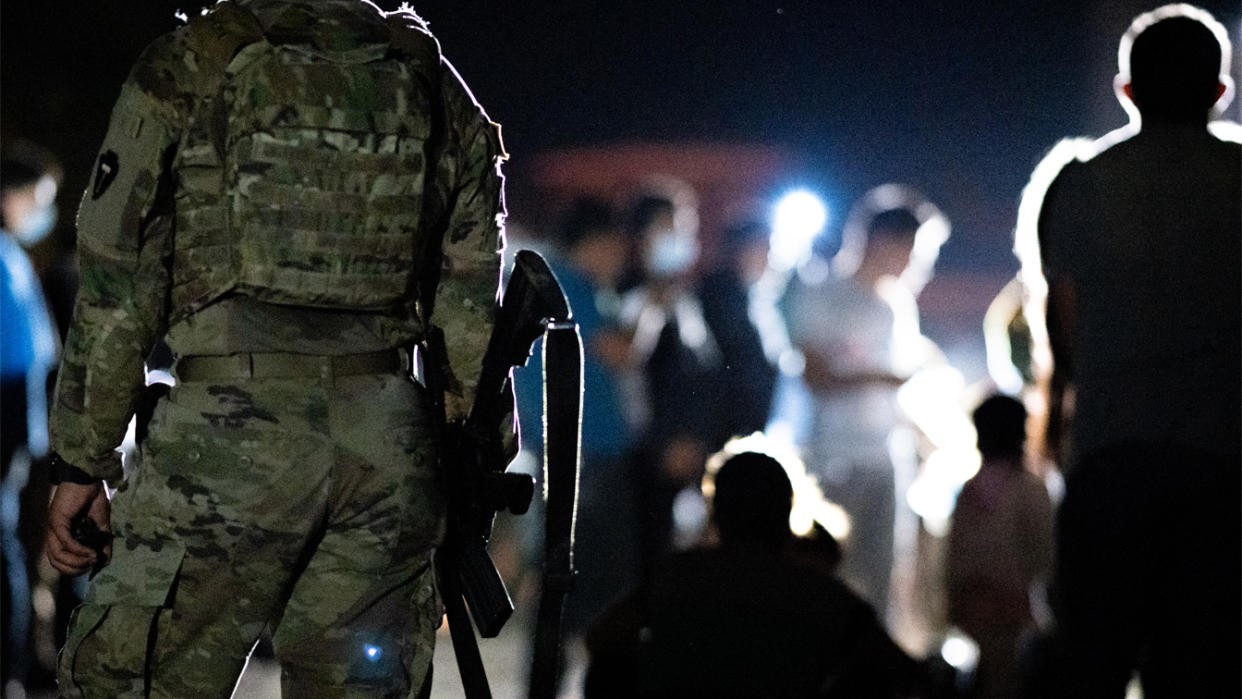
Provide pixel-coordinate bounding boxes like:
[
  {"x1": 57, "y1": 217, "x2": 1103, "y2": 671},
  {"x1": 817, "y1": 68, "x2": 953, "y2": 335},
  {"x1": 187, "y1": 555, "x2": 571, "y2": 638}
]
[
  {"x1": 387, "y1": 9, "x2": 447, "y2": 329},
  {"x1": 385, "y1": 8, "x2": 442, "y2": 66},
  {"x1": 176, "y1": 3, "x2": 268, "y2": 162},
  {"x1": 184, "y1": 2, "x2": 267, "y2": 87}
]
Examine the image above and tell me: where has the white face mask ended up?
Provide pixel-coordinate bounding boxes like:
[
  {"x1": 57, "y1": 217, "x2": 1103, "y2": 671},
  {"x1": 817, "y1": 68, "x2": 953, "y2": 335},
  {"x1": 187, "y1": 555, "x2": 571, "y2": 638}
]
[
  {"x1": 645, "y1": 229, "x2": 698, "y2": 277},
  {"x1": 11, "y1": 204, "x2": 56, "y2": 248}
]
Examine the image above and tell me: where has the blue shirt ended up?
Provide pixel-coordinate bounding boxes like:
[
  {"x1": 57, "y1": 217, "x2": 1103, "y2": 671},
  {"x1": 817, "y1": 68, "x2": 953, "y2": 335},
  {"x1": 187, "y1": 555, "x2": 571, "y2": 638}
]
[
  {"x1": 513, "y1": 258, "x2": 632, "y2": 461},
  {"x1": 1, "y1": 232, "x2": 57, "y2": 455}
]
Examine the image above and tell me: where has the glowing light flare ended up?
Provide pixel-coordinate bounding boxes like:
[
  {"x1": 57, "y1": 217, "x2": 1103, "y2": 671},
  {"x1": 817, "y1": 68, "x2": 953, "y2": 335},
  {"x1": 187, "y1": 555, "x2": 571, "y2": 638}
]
[
  {"x1": 896, "y1": 364, "x2": 978, "y2": 537},
  {"x1": 364, "y1": 644, "x2": 383, "y2": 661},
  {"x1": 793, "y1": 499, "x2": 852, "y2": 542},
  {"x1": 940, "y1": 629, "x2": 980, "y2": 672},
  {"x1": 906, "y1": 447, "x2": 980, "y2": 538},
  {"x1": 770, "y1": 190, "x2": 828, "y2": 271},
  {"x1": 1014, "y1": 135, "x2": 1106, "y2": 386},
  {"x1": 896, "y1": 365, "x2": 975, "y2": 452}
]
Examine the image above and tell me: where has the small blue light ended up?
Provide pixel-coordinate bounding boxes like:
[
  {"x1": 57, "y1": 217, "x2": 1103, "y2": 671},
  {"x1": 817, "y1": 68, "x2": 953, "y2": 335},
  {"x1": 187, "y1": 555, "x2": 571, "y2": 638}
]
[{"x1": 365, "y1": 644, "x2": 382, "y2": 661}]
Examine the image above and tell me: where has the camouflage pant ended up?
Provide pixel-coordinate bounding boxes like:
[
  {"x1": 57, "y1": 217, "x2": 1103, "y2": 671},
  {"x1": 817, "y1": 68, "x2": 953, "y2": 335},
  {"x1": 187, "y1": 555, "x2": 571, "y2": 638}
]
[{"x1": 57, "y1": 370, "x2": 446, "y2": 698}]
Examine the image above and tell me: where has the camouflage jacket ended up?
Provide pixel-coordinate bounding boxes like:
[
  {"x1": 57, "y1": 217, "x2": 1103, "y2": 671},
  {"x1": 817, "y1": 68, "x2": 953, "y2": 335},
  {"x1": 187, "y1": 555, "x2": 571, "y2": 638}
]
[{"x1": 51, "y1": 0, "x2": 507, "y2": 481}]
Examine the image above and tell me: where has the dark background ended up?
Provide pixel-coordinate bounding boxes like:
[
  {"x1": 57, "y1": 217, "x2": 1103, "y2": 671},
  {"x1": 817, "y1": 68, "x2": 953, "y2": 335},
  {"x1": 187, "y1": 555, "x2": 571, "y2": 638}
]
[{"x1": 3, "y1": 0, "x2": 1239, "y2": 375}]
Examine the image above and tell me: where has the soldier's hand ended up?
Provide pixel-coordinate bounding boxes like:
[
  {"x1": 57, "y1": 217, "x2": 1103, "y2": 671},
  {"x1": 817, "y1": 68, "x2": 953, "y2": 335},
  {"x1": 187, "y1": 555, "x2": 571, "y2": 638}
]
[{"x1": 46, "y1": 481, "x2": 112, "y2": 576}]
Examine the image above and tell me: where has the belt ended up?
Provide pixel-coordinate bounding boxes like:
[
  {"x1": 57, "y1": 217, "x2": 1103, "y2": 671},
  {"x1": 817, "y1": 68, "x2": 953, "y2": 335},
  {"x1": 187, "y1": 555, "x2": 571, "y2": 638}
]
[{"x1": 176, "y1": 349, "x2": 408, "y2": 382}]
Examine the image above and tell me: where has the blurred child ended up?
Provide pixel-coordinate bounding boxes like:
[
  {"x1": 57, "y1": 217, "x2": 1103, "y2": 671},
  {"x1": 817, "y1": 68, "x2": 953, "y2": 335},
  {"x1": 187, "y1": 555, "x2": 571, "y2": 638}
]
[{"x1": 946, "y1": 395, "x2": 1053, "y2": 699}]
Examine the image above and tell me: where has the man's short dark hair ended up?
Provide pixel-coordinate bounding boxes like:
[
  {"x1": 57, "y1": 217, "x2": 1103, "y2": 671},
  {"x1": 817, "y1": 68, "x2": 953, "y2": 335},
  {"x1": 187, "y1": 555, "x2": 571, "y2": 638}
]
[
  {"x1": 972, "y1": 394, "x2": 1028, "y2": 461},
  {"x1": 719, "y1": 220, "x2": 769, "y2": 255},
  {"x1": 1, "y1": 139, "x2": 61, "y2": 229},
  {"x1": 712, "y1": 451, "x2": 793, "y2": 546},
  {"x1": 1, "y1": 139, "x2": 59, "y2": 193},
  {"x1": 626, "y1": 194, "x2": 675, "y2": 237},
  {"x1": 556, "y1": 196, "x2": 617, "y2": 250},
  {"x1": 867, "y1": 207, "x2": 921, "y2": 240},
  {"x1": 1121, "y1": 7, "x2": 1229, "y2": 120}
]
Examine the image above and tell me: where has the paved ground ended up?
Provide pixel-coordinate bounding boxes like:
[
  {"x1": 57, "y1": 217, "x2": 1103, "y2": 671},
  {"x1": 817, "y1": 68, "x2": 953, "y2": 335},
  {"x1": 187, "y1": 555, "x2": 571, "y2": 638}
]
[{"x1": 232, "y1": 613, "x2": 588, "y2": 699}]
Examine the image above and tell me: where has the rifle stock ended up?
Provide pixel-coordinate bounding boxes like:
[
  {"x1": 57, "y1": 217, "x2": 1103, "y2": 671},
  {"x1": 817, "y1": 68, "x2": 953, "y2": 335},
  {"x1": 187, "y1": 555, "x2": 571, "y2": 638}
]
[
  {"x1": 529, "y1": 320, "x2": 583, "y2": 699},
  {"x1": 426, "y1": 250, "x2": 577, "y2": 698},
  {"x1": 426, "y1": 325, "x2": 529, "y2": 640}
]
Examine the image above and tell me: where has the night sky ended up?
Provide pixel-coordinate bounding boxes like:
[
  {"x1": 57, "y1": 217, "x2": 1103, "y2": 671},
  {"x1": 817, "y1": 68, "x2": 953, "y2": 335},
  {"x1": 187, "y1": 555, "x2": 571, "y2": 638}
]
[
  {"x1": 3, "y1": 0, "x2": 1240, "y2": 371},
  {"x1": 4, "y1": 1, "x2": 1239, "y2": 269}
]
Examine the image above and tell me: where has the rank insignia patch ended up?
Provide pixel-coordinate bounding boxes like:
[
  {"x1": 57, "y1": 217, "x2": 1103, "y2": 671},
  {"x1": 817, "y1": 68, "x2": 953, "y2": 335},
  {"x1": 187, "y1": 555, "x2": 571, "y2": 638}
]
[{"x1": 92, "y1": 151, "x2": 119, "y2": 200}]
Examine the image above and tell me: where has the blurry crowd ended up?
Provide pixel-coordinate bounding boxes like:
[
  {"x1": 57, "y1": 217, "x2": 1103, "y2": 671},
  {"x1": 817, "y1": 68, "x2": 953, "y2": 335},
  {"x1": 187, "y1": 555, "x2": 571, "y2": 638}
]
[
  {"x1": 505, "y1": 174, "x2": 1057, "y2": 697},
  {"x1": 3, "y1": 3, "x2": 1239, "y2": 698},
  {"x1": 2, "y1": 131, "x2": 1054, "y2": 697}
]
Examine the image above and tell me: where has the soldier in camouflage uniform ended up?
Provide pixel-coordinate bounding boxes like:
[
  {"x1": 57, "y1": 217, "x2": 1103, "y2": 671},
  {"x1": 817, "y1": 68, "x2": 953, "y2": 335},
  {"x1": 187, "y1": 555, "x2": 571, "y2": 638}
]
[{"x1": 43, "y1": 2, "x2": 507, "y2": 696}]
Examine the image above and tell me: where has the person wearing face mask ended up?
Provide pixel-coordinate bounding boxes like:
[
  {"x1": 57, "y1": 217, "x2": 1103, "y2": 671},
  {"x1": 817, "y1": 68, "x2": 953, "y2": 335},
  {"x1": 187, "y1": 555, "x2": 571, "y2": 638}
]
[
  {"x1": 617, "y1": 183, "x2": 723, "y2": 575},
  {"x1": 1, "y1": 138, "x2": 62, "y2": 696},
  {"x1": 513, "y1": 196, "x2": 641, "y2": 650}
]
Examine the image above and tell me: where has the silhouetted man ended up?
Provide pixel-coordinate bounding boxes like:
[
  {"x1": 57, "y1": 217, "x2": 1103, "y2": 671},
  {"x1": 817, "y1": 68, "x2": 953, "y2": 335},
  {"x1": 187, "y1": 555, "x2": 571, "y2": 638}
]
[
  {"x1": 587, "y1": 451, "x2": 920, "y2": 698},
  {"x1": 1031, "y1": 5, "x2": 1240, "y2": 696}
]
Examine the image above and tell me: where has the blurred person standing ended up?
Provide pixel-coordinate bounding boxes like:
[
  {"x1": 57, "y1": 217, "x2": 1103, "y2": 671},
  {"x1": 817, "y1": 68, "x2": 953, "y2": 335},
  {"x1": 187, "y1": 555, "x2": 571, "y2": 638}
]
[
  {"x1": 514, "y1": 196, "x2": 639, "y2": 636},
  {"x1": 946, "y1": 394, "x2": 1053, "y2": 699},
  {"x1": 1, "y1": 140, "x2": 62, "y2": 698},
  {"x1": 697, "y1": 219, "x2": 780, "y2": 447},
  {"x1": 785, "y1": 184, "x2": 949, "y2": 616},
  {"x1": 41, "y1": 2, "x2": 507, "y2": 696},
  {"x1": 1030, "y1": 5, "x2": 1240, "y2": 696},
  {"x1": 617, "y1": 183, "x2": 722, "y2": 570}
]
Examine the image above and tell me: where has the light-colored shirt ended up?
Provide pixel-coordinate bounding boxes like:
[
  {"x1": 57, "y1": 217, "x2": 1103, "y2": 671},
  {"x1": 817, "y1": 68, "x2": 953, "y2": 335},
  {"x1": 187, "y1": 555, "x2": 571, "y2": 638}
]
[{"x1": 787, "y1": 273, "x2": 905, "y2": 468}]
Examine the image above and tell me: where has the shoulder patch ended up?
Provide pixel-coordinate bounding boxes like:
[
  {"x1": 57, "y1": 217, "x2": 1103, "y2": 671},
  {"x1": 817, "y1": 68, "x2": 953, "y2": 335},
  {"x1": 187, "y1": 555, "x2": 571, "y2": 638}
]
[{"x1": 91, "y1": 151, "x2": 120, "y2": 200}]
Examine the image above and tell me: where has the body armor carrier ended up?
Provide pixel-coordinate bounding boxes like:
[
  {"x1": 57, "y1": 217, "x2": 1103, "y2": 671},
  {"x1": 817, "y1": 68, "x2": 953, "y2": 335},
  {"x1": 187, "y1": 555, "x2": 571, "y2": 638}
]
[{"x1": 170, "y1": 5, "x2": 441, "y2": 320}]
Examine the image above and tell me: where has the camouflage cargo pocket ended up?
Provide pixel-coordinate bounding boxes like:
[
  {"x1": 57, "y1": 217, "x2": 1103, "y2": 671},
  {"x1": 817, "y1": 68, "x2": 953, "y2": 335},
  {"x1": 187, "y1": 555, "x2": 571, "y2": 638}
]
[
  {"x1": 58, "y1": 538, "x2": 186, "y2": 698},
  {"x1": 403, "y1": 561, "x2": 442, "y2": 695}
]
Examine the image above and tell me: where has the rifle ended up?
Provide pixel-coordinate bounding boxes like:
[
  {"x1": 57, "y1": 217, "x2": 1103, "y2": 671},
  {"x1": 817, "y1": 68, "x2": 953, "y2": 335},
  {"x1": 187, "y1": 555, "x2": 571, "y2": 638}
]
[
  {"x1": 528, "y1": 317, "x2": 582, "y2": 699},
  {"x1": 425, "y1": 249, "x2": 581, "y2": 699}
]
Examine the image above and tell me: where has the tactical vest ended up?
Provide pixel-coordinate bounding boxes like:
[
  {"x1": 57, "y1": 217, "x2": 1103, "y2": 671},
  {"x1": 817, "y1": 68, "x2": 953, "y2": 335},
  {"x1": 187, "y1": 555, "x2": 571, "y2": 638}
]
[{"x1": 170, "y1": 4, "x2": 442, "y2": 320}]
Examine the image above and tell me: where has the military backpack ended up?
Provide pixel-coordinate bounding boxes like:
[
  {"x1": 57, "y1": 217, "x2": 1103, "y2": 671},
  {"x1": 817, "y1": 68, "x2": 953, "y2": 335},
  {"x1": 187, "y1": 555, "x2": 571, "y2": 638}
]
[{"x1": 170, "y1": 3, "x2": 442, "y2": 319}]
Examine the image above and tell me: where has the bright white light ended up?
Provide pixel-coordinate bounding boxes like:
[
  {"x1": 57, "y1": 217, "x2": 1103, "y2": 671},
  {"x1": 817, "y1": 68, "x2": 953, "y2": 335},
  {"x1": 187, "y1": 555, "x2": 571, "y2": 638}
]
[
  {"x1": 898, "y1": 364, "x2": 978, "y2": 537},
  {"x1": 365, "y1": 644, "x2": 382, "y2": 661},
  {"x1": 771, "y1": 190, "x2": 828, "y2": 271},
  {"x1": 940, "y1": 630, "x2": 980, "y2": 671}
]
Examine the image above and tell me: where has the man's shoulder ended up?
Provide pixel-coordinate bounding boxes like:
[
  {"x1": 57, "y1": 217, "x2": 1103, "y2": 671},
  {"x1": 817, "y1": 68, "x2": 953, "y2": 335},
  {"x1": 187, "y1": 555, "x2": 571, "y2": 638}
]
[
  {"x1": 124, "y1": 27, "x2": 198, "y2": 106},
  {"x1": 384, "y1": 5, "x2": 441, "y2": 61},
  {"x1": 655, "y1": 546, "x2": 852, "y2": 595},
  {"x1": 1092, "y1": 121, "x2": 1242, "y2": 166},
  {"x1": 1207, "y1": 120, "x2": 1242, "y2": 147},
  {"x1": 124, "y1": 5, "x2": 262, "y2": 110}
]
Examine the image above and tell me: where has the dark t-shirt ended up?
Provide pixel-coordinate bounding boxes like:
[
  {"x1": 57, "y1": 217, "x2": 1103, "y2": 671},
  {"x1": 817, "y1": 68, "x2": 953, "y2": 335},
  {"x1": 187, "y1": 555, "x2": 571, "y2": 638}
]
[
  {"x1": 639, "y1": 545, "x2": 913, "y2": 698},
  {"x1": 1039, "y1": 124, "x2": 1242, "y2": 459}
]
